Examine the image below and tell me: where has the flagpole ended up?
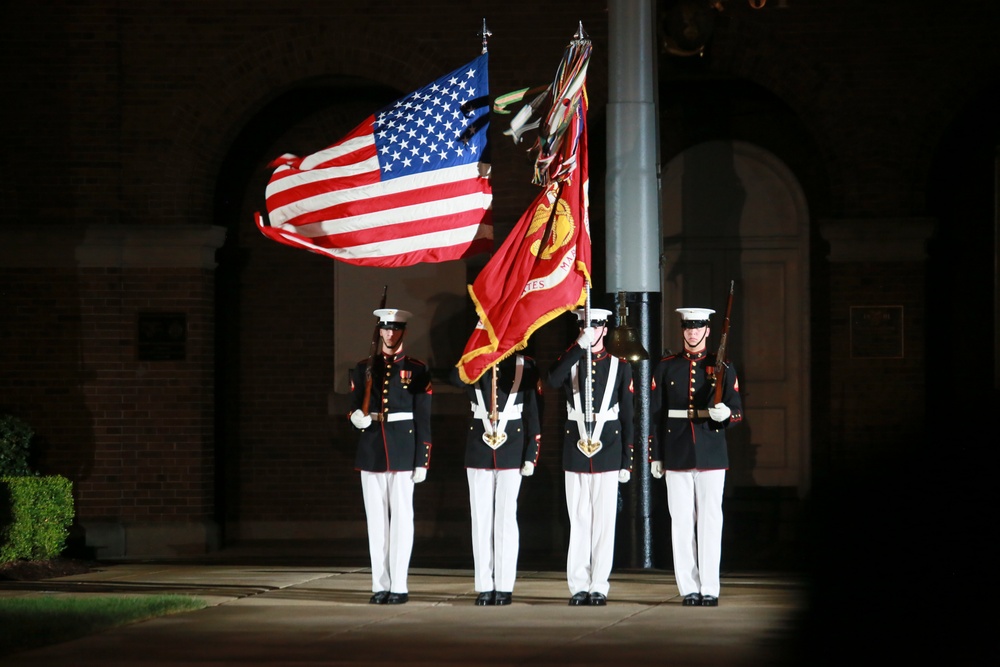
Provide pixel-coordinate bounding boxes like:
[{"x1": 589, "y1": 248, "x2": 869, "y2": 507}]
[
  {"x1": 477, "y1": 18, "x2": 501, "y2": 429},
  {"x1": 584, "y1": 284, "x2": 593, "y2": 441},
  {"x1": 490, "y1": 364, "x2": 499, "y2": 435},
  {"x1": 481, "y1": 17, "x2": 496, "y2": 423},
  {"x1": 480, "y1": 18, "x2": 491, "y2": 54}
]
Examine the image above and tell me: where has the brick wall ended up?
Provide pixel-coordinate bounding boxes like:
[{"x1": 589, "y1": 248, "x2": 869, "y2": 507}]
[
  {"x1": 1, "y1": 226, "x2": 224, "y2": 557},
  {"x1": 827, "y1": 261, "x2": 928, "y2": 469},
  {"x1": 1, "y1": 0, "x2": 997, "y2": 562}
]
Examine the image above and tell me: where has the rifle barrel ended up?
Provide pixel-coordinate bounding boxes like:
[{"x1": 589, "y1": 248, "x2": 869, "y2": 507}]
[{"x1": 712, "y1": 281, "x2": 735, "y2": 406}]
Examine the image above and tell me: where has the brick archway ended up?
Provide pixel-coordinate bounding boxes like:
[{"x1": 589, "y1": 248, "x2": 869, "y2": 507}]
[{"x1": 160, "y1": 22, "x2": 452, "y2": 230}]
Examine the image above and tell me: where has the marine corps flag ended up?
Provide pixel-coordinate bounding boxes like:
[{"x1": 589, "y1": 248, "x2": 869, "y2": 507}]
[{"x1": 457, "y1": 35, "x2": 592, "y2": 384}]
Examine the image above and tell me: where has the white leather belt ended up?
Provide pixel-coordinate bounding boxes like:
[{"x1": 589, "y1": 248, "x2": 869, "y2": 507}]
[
  {"x1": 471, "y1": 402, "x2": 523, "y2": 420},
  {"x1": 473, "y1": 355, "x2": 525, "y2": 449},
  {"x1": 370, "y1": 412, "x2": 413, "y2": 422},
  {"x1": 668, "y1": 409, "x2": 709, "y2": 419},
  {"x1": 569, "y1": 358, "x2": 619, "y2": 458}
]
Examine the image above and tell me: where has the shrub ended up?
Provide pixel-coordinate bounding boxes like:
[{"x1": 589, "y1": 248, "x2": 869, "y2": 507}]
[
  {"x1": 0, "y1": 476, "x2": 75, "y2": 562},
  {"x1": 0, "y1": 414, "x2": 34, "y2": 477}
]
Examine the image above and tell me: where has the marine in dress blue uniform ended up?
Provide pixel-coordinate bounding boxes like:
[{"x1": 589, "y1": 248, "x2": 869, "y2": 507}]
[
  {"x1": 648, "y1": 307, "x2": 743, "y2": 607},
  {"x1": 348, "y1": 308, "x2": 432, "y2": 605},
  {"x1": 450, "y1": 353, "x2": 542, "y2": 606},
  {"x1": 547, "y1": 308, "x2": 634, "y2": 606}
]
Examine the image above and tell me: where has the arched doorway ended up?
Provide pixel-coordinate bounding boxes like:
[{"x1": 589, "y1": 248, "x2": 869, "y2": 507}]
[
  {"x1": 660, "y1": 140, "x2": 811, "y2": 493},
  {"x1": 213, "y1": 80, "x2": 401, "y2": 544}
]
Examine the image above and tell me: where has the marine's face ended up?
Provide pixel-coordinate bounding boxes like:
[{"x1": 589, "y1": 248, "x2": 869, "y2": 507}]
[
  {"x1": 380, "y1": 326, "x2": 405, "y2": 353},
  {"x1": 683, "y1": 325, "x2": 710, "y2": 352},
  {"x1": 580, "y1": 324, "x2": 608, "y2": 352},
  {"x1": 592, "y1": 325, "x2": 608, "y2": 352}
]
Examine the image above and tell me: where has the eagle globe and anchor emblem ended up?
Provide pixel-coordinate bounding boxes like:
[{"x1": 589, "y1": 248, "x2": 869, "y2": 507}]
[
  {"x1": 577, "y1": 437, "x2": 602, "y2": 457},
  {"x1": 482, "y1": 429, "x2": 508, "y2": 449},
  {"x1": 526, "y1": 188, "x2": 575, "y2": 260}
]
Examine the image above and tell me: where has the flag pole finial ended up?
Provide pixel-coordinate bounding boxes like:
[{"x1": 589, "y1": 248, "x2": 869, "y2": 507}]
[
  {"x1": 480, "y1": 19, "x2": 492, "y2": 54},
  {"x1": 574, "y1": 21, "x2": 589, "y2": 42}
]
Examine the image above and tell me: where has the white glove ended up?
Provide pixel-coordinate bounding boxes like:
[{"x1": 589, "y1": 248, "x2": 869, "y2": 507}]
[
  {"x1": 350, "y1": 409, "x2": 372, "y2": 429},
  {"x1": 708, "y1": 403, "x2": 731, "y2": 422},
  {"x1": 576, "y1": 326, "x2": 595, "y2": 349},
  {"x1": 618, "y1": 469, "x2": 631, "y2": 483},
  {"x1": 650, "y1": 461, "x2": 663, "y2": 479},
  {"x1": 520, "y1": 461, "x2": 535, "y2": 477},
  {"x1": 411, "y1": 467, "x2": 427, "y2": 484}
]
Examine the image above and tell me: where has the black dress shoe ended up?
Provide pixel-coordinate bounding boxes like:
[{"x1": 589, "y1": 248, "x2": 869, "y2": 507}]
[
  {"x1": 369, "y1": 591, "x2": 389, "y2": 604},
  {"x1": 682, "y1": 593, "x2": 702, "y2": 606},
  {"x1": 700, "y1": 595, "x2": 718, "y2": 607},
  {"x1": 475, "y1": 591, "x2": 495, "y2": 606},
  {"x1": 588, "y1": 592, "x2": 607, "y2": 606},
  {"x1": 493, "y1": 592, "x2": 512, "y2": 606},
  {"x1": 568, "y1": 591, "x2": 589, "y2": 606},
  {"x1": 386, "y1": 592, "x2": 409, "y2": 604}
]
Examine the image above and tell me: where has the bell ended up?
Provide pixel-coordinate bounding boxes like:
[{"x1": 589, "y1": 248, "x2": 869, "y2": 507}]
[
  {"x1": 607, "y1": 325, "x2": 649, "y2": 362},
  {"x1": 605, "y1": 291, "x2": 649, "y2": 362}
]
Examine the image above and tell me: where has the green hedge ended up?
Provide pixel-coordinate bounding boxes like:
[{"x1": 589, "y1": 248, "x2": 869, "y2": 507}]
[
  {"x1": 1, "y1": 475, "x2": 75, "y2": 562},
  {"x1": 0, "y1": 414, "x2": 34, "y2": 477}
]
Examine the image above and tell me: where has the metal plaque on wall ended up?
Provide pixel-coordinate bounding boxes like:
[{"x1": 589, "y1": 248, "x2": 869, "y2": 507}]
[
  {"x1": 137, "y1": 313, "x2": 187, "y2": 361},
  {"x1": 850, "y1": 306, "x2": 903, "y2": 359}
]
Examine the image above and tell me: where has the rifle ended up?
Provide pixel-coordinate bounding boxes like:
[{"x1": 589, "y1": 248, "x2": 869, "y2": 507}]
[
  {"x1": 361, "y1": 285, "x2": 388, "y2": 415},
  {"x1": 713, "y1": 281, "x2": 735, "y2": 406}
]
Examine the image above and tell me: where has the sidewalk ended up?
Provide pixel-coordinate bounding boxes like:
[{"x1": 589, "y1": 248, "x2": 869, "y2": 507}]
[{"x1": 0, "y1": 557, "x2": 808, "y2": 667}]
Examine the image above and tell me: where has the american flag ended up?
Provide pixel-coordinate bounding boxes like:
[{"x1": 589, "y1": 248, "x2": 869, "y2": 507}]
[{"x1": 256, "y1": 53, "x2": 492, "y2": 267}]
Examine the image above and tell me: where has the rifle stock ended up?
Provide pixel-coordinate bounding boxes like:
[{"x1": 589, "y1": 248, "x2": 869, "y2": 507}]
[
  {"x1": 362, "y1": 285, "x2": 388, "y2": 415},
  {"x1": 712, "y1": 281, "x2": 735, "y2": 406}
]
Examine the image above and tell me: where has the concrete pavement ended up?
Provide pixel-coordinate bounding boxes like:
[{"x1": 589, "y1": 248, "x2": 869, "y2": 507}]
[{"x1": 0, "y1": 558, "x2": 808, "y2": 666}]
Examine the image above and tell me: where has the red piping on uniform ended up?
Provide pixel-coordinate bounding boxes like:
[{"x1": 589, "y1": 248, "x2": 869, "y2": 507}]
[{"x1": 381, "y1": 419, "x2": 390, "y2": 471}]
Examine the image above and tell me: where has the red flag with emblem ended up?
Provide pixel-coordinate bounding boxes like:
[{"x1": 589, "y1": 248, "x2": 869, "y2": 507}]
[{"x1": 457, "y1": 37, "x2": 592, "y2": 383}]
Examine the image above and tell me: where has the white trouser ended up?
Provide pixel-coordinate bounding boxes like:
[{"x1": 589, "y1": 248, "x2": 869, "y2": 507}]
[
  {"x1": 665, "y1": 469, "x2": 726, "y2": 597},
  {"x1": 564, "y1": 470, "x2": 619, "y2": 596},
  {"x1": 467, "y1": 468, "x2": 523, "y2": 593},
  {"x1": 360, "y1": 471, "x2": 415, "y2": 594}
]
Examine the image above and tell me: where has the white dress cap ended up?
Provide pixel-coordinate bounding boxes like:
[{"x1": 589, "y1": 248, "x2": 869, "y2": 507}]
[
  {"x1": 574, "y1": 308, "x2": 614, "y2": 325},
  {"x1": 676, "y1": 307, "x2": 715, "y2": 325},
  {"x1": 373, "y1": 308, "x2": 413, "y2": 327}
]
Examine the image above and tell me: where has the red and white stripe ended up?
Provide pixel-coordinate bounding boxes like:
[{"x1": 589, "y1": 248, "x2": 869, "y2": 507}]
[{"x1": 257, "y1": 118, "x2": 492, "y2": 267}]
